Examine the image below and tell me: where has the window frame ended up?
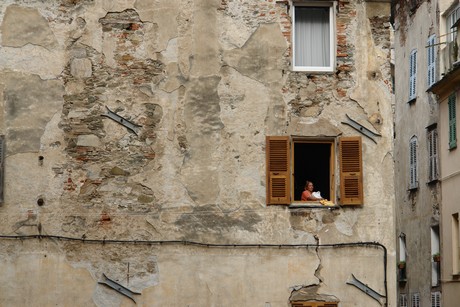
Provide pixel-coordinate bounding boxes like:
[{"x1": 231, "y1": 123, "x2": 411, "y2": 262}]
[
  {"x1": 409, "y1": 136, "x2": 419, "y2": 190},
  {"x1": 291, "y1": 137, "x2": 335, "y2": 203},
  {"x1": 427, "y1": 35, "x2": 437, "y2": 88},
  {"x1": 448, "y1": 93, "x2": 457, "y2": 149},
  {"x1": 446, "y1": 5, "x2": 459, "y2": 43},
  {"x1": 452, "y1": 213, "x2": 460, "y2": 274},
  {"x1": 266, "y1": 135, "x2": 363, "y2": 206},
  {"x1": 292, "y1": 1, "x2": 336, "y2": 72},
  {"x1": 409, "y1": 49, "x2": 417, "y2": 101}
]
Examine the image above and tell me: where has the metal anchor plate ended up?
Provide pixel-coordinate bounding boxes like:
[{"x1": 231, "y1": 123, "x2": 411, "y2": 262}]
[
  {"x1": 98, "y1": 273, "x2": 141, "y2": 304},
  {"x1": 346, "y1": 274, "x2": 385, "y2": 305},
  {"x1": 102, "y1": 106, "x2": 142, "y2": 135},
  {"x1": 342, "y1": 114, "x2": 381, "y2": 143}
]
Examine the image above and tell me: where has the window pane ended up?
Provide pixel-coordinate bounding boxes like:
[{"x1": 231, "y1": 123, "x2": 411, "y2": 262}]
[{"x1": 295, "y1": 7, "x2": 330, "y2": 67}]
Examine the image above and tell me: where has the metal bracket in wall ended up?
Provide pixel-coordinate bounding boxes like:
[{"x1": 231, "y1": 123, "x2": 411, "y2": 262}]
[
  {"x1": 341, "y1": 114, "x2": 381, "y2": 143},
  {"x1": 346, "y1": 274, "x2": 386, "y2": 305},
  {"x1": 101, "y1": 106, "x2": 142, "y2": 135},
  {"x1": 98, "y1": 273, "x2": 141, "y2": 304}
]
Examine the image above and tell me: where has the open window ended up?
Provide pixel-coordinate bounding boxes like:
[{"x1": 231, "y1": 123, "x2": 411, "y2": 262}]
[{"x1": 266, "y1": 135, "x2": 363, "y2": 206}]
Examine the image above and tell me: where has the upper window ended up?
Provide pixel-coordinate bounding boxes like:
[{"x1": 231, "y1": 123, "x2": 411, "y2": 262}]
[
  {"x1": 427, "y1": 128, "x2": 439, "y2": 182},
  {"x1": 266, "y1": 136, "x2": 363, "y2": 206},
  {"x1": 446, "y1": 6, "x2": 459, "y2": 42},
  {"x1": 409, "y1": 136, "x2": 418, "y2": 190},
  {"x1": 409, "y1": 49, "x2": 417, "y2": 101},
  {"x1": 292, "y1": 3, "x2": 335, "y2": 72},
  {"x1": 427, "y1": 35, "x2": 437, "y2": 87},
  {"x1": 448, "y1": 93, "x2": 457, "y2": 149}
]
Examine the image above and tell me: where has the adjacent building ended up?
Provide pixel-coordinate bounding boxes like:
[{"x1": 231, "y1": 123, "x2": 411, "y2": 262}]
[
  {"x1": 0, "y1": 1, "x2": 396, "y2": 306},
  {"x1": 429, "y1": 0, "x2": 460, "y2": 305},
  {"x1": 392, "y1": 0, "x2": 442, "y2": 306},
  {"x1": 394, "y1": 0, "x2": 460, "y2": 305}
]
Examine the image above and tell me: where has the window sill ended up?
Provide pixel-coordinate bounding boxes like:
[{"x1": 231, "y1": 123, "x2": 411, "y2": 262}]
[
  {"x1": 292, "y1": 67, "x2": 335, "y2": 74},
  {"x1": 289, "y1": 202, "x2": 339, "y2": 209},
  {"x1": 427, "y1": 178, "x2": 439, "y2": 185},
  {"x1": 407, "y1": 98, "x2": 416, "y2": 105}
]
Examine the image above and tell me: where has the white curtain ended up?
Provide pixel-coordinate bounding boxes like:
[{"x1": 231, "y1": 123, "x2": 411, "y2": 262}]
[{"x1": 295, "y1": 7, "x2": 330, "y2": 67}]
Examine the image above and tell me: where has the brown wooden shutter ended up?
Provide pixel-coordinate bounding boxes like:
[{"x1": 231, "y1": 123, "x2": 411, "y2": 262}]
[
  {"x1": 339, "y1": 136, "x2": 363, "y2": 205},
  {"x1": 266, "y1": 136, "x2": 290, "y2": 205}
]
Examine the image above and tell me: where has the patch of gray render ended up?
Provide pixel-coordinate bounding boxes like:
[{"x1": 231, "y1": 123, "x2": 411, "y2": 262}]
[
  {"x1": 1, "y1": 72, "x2": 64, "y2": 154},
  {"x1": 180, "y1": 76, "x2": 224, "y2": 204},
  {"x1": 0, "y1": 4, "x2": 58, "y2": 49},
  {"x1": 174, "y1": 204, "x2": 263, "y2": 241},
  {"x1": 223, "y1": 23, "x2": 288, "y2": 84}
]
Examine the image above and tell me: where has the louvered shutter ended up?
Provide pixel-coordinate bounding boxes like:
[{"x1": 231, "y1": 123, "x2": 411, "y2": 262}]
[
  {"x1": 409, "y1": 137, "x2": 418, "y2": 189},
  {"x1": 428, "y1": 129, "x2": 438, "y2": 181},
  {"x1": 339, "y1": 136, "x2": 363, "y2": 205},
  {"x1": 400, "y1": 294, "x2": 408, "y2": 307},
  {"x1": 266, "y1": 136, "x2": 290, "y2": 205},
  {"x1": 409, "y1": 49, "x2": 417, "y2": 100},
  {"x1": 412, "y1": 293, "x2": 420, "y2": 307},
  {"x1": 449, "y1": 93, "x2": 457, "y2": 149},
  {"x1": 0, "y1": 136, "x2": 4, "y2": 204},
  {"x1": 431, "y1": 291, "x2": 441, "y2": 307}
]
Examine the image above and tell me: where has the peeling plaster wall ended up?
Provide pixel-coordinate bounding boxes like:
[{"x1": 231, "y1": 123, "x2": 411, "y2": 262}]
[{"x1": 0, "y1": 0, "x2": 396, "y2": 306}]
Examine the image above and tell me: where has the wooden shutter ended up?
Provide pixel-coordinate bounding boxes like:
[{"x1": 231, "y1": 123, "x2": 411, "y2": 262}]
[
  {"x1": 266, "y1": 136, "x2": 290, "y2": 205},
  {"x1": 0, "y1": 135, "x2": 4, "y2": 204},
  {"x1": 339, "y1": 136, "x2": 363, "y2": 205},
  {"x1": 449, "y1": 93, "x2": 457, "y2": 149}
]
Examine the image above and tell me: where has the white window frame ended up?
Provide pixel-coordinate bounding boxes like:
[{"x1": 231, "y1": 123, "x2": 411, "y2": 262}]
[
  {"x1": 427, "y1": 35, "x2": 437, "y2": 87},
  {"x1": 409, "y1": 136, "x2": 418, "y2": 189},
  {"x1": 431, "y1": 226, "x2": 441, "y2": 287},
  {"x1": 427, "y1": 128, "x2": 439, "y2": 182},
  {"x1": 409, "y1": 49, "x2": 417, "y2": 101},
  {"x1": 446, "y1": 5, "x2": 459, "y2": 42},
  {"x1": 292, "y1": 1, "x2": 336, "y2": 72}
]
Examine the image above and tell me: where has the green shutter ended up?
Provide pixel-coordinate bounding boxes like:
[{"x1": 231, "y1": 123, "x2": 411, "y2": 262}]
[{"x1": 449, "y1": 93, "x2": 457, "y2": 149}]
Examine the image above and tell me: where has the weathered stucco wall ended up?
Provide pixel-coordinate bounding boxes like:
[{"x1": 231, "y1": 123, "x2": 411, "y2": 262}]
[{"x1": 0, "y1": 0, "x2": 395, "y2": 306}]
